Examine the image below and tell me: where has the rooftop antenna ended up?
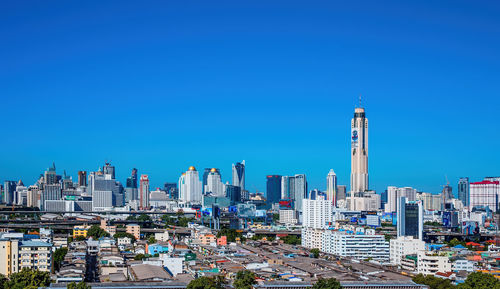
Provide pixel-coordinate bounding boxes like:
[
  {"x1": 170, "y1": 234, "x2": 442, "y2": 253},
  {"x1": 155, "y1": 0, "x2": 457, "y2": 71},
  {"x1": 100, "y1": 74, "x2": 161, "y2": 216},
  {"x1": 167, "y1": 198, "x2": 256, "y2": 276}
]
[{"x1": 359, "y1": 94, "x2": 362, "y2": 108}]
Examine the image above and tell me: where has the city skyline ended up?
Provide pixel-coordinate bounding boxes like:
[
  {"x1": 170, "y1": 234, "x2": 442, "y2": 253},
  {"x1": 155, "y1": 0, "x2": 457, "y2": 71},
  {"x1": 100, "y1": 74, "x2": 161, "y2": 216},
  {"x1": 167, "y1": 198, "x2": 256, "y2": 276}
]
[{"x1": 1, "y1": 1, "x2": 499, "y2": 194}]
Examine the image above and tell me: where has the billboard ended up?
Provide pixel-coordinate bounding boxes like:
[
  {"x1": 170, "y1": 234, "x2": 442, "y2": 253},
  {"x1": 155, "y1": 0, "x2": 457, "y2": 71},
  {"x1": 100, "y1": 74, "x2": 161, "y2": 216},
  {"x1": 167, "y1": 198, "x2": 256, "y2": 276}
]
[
  {"x1": 351, "y1": 128, "x2": 359, "y2": 148},
  {"x1": 279, "y1": 199, "x2": 294, "y2": 209}
]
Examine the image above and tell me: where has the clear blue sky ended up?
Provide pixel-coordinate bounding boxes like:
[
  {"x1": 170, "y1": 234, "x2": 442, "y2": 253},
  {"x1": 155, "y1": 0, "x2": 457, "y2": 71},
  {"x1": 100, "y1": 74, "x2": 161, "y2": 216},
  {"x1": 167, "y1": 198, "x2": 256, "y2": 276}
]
[{"x1": 1, "y1": 1, "x2": 499, "y2": 195}]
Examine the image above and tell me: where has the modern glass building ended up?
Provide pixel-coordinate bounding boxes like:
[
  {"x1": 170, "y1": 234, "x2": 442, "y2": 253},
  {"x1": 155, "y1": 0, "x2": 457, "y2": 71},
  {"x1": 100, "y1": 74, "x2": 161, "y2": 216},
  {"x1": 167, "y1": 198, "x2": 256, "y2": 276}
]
[
  {"x1": 458, "y1": 177, "x2": 470, "y2": 207},
  {"x1": 266, "y1": 175, "x2": 282, "y2": 204}
]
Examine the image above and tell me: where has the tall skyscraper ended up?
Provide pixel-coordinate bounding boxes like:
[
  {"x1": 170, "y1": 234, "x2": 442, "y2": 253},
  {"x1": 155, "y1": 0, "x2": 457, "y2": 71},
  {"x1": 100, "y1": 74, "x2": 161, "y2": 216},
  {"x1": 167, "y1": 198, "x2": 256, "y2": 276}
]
[
  {"x1": 232, "y1": 160, "x2": 245, "y2": 190},
  {"x1": 266, "y1": 175, "x2": 282, "y2": 204},
  {"x1": 3, "y1": 181, "x2": 16, "y2": 205},
  {"x1": 164, "y1": 183, "x2": 178, "y2": 199},
  {"x1": 125, "y1": 168, "x2": 139, "y2": 202},
  {"x1": 337, "y1": 185, "x2": 347, "y2": 203},
  {"x1": 350, "y1": 106, "x2": 369, "y2": 193},
  {"x1": 225, "y1": 184, "x2": 241, "y2": 205},
  {"x1": 78, "y1": 171, "x2": 87, "y2": 187},
  {"x1": 458, "y1": 177, "x2": 469, "y2": 207},
  {"x1": 139, "y1": 174, "x2": 150, "y2": 210},
  {"x1": 280, "y1": 174, "x2": 307, "y2": 212},
  {"x1": 178, "y1": 166, "x2": 202, "y2": 203},
  {"x1": 442, "y1": 184, "x2": 453, "y2": 210},
  {"x1": 103, "y1": 162, "x2": 116, "y2": 179},
  {"x1": 294, "y1": 174, "x2": 307, "y2": 212},
  {"x1": 204, "y1": 168, "x2": 225, "y2": 197},
  {"x1": 202, "y1": 168, "x2": 220, "y2": 194},
  {"x1": 326, "y1": 169, "x2": 337, "y2": 206},
  {"x1": 397, "y1": 196, "x2": 423, "y2": 240},
  {"x1": 470, "y1": 179, "x2": 500, "y2": 212},
  {"x1": 44, "y1": 163, "x2": 57, "y2": 185}
]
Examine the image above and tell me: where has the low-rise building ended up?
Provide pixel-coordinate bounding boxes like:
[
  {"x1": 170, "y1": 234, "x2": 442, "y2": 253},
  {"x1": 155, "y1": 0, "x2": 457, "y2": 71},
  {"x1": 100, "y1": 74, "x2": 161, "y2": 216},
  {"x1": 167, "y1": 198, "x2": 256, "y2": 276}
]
[
  {"x1": 72, "y1": 225, "x2": 90, "y2": 238},
  {"x1": 19, "y1": 241, "x2": 53, "y2": 272},
  {"x1": 126, "y1": 224, "x2": 141, "y2": 240},
  {"x1": 417, "y1": 251, "x2": 452, "y2": 275},
  {"x1": 390, "y1": 236, "x2": 425, "y2": 265}
]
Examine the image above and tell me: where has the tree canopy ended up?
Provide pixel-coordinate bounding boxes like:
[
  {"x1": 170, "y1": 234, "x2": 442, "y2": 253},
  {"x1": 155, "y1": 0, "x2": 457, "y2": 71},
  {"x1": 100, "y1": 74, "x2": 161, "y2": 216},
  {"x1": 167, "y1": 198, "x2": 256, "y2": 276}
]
[
  {"x1": 53, "y1": 247, "x2": 68, "y2": 271},
  {"x1": 310, "y1": 248, "x2": 320, "y2": 258},
  {"x1": 187, "y1": 276, "x2": 224, "y2": 289},
  {"x1": 113, "y1": 232, "x2": 136, "y2": 242},
  {"x1": 3, "y1": 269, "x2": 51, "y2": 289},
  {"x1": 67, "y1": 281, "x2": 91, "y2": 289},
  {"x1": 312, "y1": 278, "x2": 342, "y2": 289},
  {"x1": 412, "y1": 274, "x2": 454, "y2": 289},
  {"x1": 457, "y1": 272, "x2": 500, "y2": 289},
  {"x1": 87, "y1": 225, "x2": 110, "y2": 239},
  {"x1": 233, "y1": 270, "x2": 256, "y2": 289}
]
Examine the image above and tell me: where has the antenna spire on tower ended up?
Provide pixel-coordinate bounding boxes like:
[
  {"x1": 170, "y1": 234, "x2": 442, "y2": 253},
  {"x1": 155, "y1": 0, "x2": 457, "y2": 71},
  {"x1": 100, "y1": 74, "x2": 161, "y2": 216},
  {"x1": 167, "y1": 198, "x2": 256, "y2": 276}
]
[{"x1": 359, "y1": 94, "x2": 362, "y2": 108}]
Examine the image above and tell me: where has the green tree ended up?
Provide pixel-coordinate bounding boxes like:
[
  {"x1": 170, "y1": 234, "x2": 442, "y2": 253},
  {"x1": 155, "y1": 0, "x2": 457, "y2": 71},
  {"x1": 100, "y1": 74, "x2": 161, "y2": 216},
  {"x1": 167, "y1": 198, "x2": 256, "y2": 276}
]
[
  {"x1": 74, "y1": 236, "x2": 86, "y2": 241},
  {"x1": 148, "y1": 236, "x2": 157, "y2": 244},
  {"x1": 187, "y1": 276, "x2": 224, "y2": 289},
  {"x1": 447, "y1": 238, "x2": 465, "y2": 248},
  {"x1": 87, "y1": 225, "x2": 109, "y2": 239},
  {"x1": 0, "y1": 274, "x2": 7, "y2": 289},
  {"x1": 310, "y1": 248, "x2": 320, "y2": 258},
  {"x1": 137, "y1": 214, "x2": 152, "y2": 222},
  {"x1": 458, "y1": 272, "x2": 500, "y2": 289},
  {"x1": 126, "y1": 215, "x2": 137, "y2": 221},
  {"x1": 113, "y1": 232, "x2": 136, "y2": 242},
  {"x1": 281, "y1": 235, "x2": 301, "y2": 245},
  {"x1": 53, "y1": 247, "x2": 68, "y2": 271},
  {"x1": 312, "y1": 278, "x2": 342, "y2": 289},
  {"x1": 5, "y1": 268, "x2": 51, "y2": 289},
  {"x1": 233, "y1": 270, "x2": 256, "y2": 289},
  {"x1": 134, "y1": 253, "x2": 145, "y2": 260},
  {"x1": 67, "y1": 281, "x2": 91, "y2": 289},
  {"x1": 412, "y1": 273, "x2": 455, "y2": 289},
  {"x1": 217, "y1": 228, "x2": 243, "y2": 242}
]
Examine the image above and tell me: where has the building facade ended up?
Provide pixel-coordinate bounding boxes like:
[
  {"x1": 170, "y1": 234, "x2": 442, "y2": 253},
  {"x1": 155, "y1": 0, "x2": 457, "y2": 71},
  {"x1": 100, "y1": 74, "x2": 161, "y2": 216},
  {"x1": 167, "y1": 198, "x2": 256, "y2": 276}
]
[{"x1": 350, "y1": 107, "x2": 369, "y2": 194}]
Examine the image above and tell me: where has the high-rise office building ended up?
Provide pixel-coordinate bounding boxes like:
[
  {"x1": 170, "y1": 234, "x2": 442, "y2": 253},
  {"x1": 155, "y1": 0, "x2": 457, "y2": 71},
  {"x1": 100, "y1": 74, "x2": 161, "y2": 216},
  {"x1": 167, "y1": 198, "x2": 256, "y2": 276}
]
[
  {"x1": 385, "y1": 186, "x2": 418, "y2": 213},
  {"x1": 225, "y1": 184, "x2": 241, "y2": 205},
  {"x1": 103, "y1": 162, "x2": 115, "y2": 179},
  {"x1": 350, "y1": 106, "x2": 369, "y2": 194},
  {"x1": 326, "y1": 169, "x2": 337, "y2": 206},
  {"x1": 458, "y1": 177, "x2": 469, "y2": 207},
  {"x1": 232, "y1": 160, "x2": 245, "y2": 190},
  {"x1": 44, "y1": 163, "x2": 57, "y2": 185},
  {"x1": 139, "y1": 174, "x2": 150, "y2": 210},
  {"x1": 442, "y1": 184, "x2": 453, "y2": 210},
  {"x1": 178, "y1": 166, "x2": 202, "y2": 203},
  {"x1": 266, "y1": 175, "x2": 282, "y2": 204},
  {"x1": 205, "y1": 168, "x2": 225, "y2": 197},
  {"x1": 470, "y1": 179, "x2": 500, "y2": 212},
  {"x1": 78, "y1": 171, "x2": 87, "y2": 187},
  {"x1": 337, "y1": 185, "x2": 347, "y2": 203},
  {"x1": 294, "y1": 174, "x2": 307, "y2": 212},
  {"x1": 397, "y1": 196, "x2": 423, "y2": 240},
  {"x1": 125, "y1": 168, "x2": 139, "y2": 202},
  {"x1": 280, "y1": 174, "x2": 307, "y2": 212},
  {"x1": 281, "y1": 176, "x2": 293, "y2": 199},
  {"x1": 3, "y1": 181, "x2": 17, "y2": 205},
  {"x1": 41, "y1": 184, "x2": 62, "y2": 210},
  {"x1": 126, "y1": 168, "x2": 138, "y2": 188},
  {"x1": 164, "y1": 183, "x2": 178, "y2": 199}
]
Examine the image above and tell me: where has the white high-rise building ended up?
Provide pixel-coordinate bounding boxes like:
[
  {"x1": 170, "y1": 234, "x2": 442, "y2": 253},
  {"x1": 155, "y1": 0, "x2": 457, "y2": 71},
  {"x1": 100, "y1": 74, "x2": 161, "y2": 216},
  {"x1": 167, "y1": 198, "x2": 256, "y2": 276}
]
[
  {"x1": 179, "y1": 166, "x2": 202, "y2": 203},
  {"x1": 385, "y1": 186, "x2": 418, "y2": 213},
  {"x1": 470, "y1": 180, "x2": 500, "y2": 212},
  {"x1": 390, "y1": 236, "x2": 425, "y2": 265},
  {"x1": 303, "y1": 199, "x2": 333, "y2": 229},
  {"x1": 326, "y1": 169, "x2": 337, "y2": 206},
  {"x1": 204, "y1": 168, "x2": 225, "y2": 197},
  {"x1": 294, "y1": 174, "x2": 307, "y2": 212},
  {"x1": 350, "y1": 106, "x2": 368, "y2": 194}
]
